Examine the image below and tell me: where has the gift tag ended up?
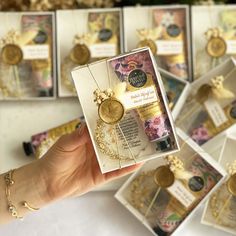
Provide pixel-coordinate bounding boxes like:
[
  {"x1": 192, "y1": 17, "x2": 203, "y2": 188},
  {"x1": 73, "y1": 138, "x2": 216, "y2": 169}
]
[
  {"x1": 204, "y1": 97, "x2": 228, "y2": 127},
  {"x1": 90, "y1": 43, "x2": 116, "y2": 58},
  {"x1": 155, "y1": 40, "x2": 183, "y2": 55},
  {"x1": 22, "y1": 45, "x2": 49, "y2": 60},
  {"x1": 121, "y1": 86, "x2": 158, "y2": 110},
  {"x1": 167, "y1": 180, "x2": 196, "y2": 208},
  {"x1": 226, "y1": 40, "x2": 236, "y2": 54}
]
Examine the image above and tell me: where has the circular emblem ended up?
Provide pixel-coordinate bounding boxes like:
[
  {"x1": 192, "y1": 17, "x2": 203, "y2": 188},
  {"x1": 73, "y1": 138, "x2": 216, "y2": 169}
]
[
  {"x1": 137, "y1": 39, "x2": 157, "y2": 55},
  {"x1": 229, "y1": 105, "x2": 236, "y2": 119},
  {"x1": 206, "y1": 37, "x2": 227, "y2": 58},
  {"x1": 188, "y1": 176, "x2": 204, "y2": 192},
  {"x1": 128, "y1": 69, "x2": 147, "y2": 88},
  {"x1": 227, "y1": 173, "x2": 236, "y2": 197},
  {"x1": 154, "y1": 166, "x2": 175, "y2": 188},
  {"x1": 1, "y1": 44, "x2": 23, "y2": 65},
  {"x1": 33, "y1": 30, "x2": 48, "y2": 44},
  {"x1": 166, "y1": 24, "x2": 181, "y2": 37},
  {"x1": 70, "y1": 43, "x2": 90, "y2": 65},
  {"x1": 98, "y1": 28, "x2": 113, "y2": 42},
  {"x1": 98, "y1": 97, "x2": 125, "y2": 125}
]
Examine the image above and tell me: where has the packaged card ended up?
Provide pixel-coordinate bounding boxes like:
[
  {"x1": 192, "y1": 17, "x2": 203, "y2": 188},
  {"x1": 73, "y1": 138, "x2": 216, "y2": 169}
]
[
  {"x1": 192, "y1": 5, "x2": 236, "y2": 80},
  {"x1": 202, "y1": 135, "x2": 236, "y2": 235},
  {"x1": 124, "y1": 6, "x2": 191, "y2": 81},
  {"x1": 0, "y1": 12, "x2": 56, "y2": 100},
  {"x1": 177, "y1": 58, "x2": 236, "y2": 150},
  {"x1": 57, "y1": 8, "x2": 123, "y2": 97},
  {"x1": 72, "y1": 47, "x2": 179, "y2": 173},
  {"x1": 116, "y1": 129, "x2": 226, "y2": 236}
]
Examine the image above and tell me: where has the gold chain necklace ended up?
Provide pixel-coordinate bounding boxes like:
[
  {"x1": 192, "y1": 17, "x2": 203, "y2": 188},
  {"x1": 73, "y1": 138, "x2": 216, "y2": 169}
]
[{"x1": 87, "y1": 61, "x2": 137, "y2": 167}]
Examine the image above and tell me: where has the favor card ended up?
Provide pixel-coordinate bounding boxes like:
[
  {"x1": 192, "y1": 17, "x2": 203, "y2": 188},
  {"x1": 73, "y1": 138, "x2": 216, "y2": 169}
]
[
  {"x1": 124, "y1": 5, "x2": 191, "y2": 81},
  {"x1": 192, "y1": 5, "x2": 236, "y2": 80},
  {"x1": 0, "y1": 12, "x2": 56, "y2": 100},
  {"x1": 72, "y1": 48, "x2": 179, "y2": 173},
  {"x1": 116, "y1": 129, "x2": 226, "y2": 236},
  {"x1": 57, "y1": 8, "x2": 123, "y2": 97}
]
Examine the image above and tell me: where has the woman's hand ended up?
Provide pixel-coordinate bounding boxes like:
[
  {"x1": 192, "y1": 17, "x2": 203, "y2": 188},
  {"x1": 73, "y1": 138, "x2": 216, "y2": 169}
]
[
  {"x1": 0, "y1": 122, "x2": 141, "y2": 224},
  {"x1": 39, "y1": 123, "x2": 141, "y2": 202}
]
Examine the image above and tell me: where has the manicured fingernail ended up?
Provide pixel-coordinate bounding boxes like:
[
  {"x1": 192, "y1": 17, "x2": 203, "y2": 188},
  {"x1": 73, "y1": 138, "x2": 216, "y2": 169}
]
[{"x1": 78, "y1": 122, "x2": 86, "y2": 135}]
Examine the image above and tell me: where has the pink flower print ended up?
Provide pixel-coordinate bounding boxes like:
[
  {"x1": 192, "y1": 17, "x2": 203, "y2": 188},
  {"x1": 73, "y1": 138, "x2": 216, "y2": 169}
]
[
  {"x1": 191, "y1": 125, "x2": 211, "y2": 145},
  {"x1": 32, "y1": 132, "x2": 48, "y2": 147},
  {"x1": 144, "y1": 115, "x2": 169, "y2": 141}
]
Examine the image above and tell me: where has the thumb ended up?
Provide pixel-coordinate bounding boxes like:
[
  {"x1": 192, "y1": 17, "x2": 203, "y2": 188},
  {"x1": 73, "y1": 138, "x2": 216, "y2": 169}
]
[{"x1": 53, "y1": 123, "x2": 90, "y2": 152}]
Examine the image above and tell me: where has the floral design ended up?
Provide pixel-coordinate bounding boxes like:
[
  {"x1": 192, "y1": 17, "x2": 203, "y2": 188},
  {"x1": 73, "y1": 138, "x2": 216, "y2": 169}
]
[
  {"x1": 144, "y1": 115, "x2": 170, "y2": 141},
  {"x1": 190, "y1": 125, "x2": 212, "y2": 145},
  {"x1": 109, "y1": 50, "x2": 155, "y2": 82},
  {"x1": 32, "y1": 131, "x2": 48, "y2": 148}
]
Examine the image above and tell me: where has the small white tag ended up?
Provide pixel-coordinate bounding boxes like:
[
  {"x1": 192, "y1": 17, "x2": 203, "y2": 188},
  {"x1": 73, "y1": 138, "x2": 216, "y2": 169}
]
[
  {"x1": 155, "y1": 40, "x2": 183, "y2": 55},
  {"x1": 226, "y1": 40, "x2": 236, "y2": 54},
  {"x1": 89, "y1": 43, "x2": 116, "y2": 58},
  {"x1": 121, "y1": 86, "x2": 158, "y2": 110},
  {"x1": 204, "y1": 97, "x2": 228, "y2": 127},
  {"x1": 22, "y1": 45, "x2": 49, "y2": 60},
  {"x1": 167, "y1": 180, "x2": 196, "y2": 208}
]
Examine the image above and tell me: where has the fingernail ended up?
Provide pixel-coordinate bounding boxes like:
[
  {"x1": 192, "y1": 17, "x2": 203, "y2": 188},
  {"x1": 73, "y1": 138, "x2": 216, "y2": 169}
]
[{"x1": 78, "y1": 122, "x2": 86, "y2": 135}]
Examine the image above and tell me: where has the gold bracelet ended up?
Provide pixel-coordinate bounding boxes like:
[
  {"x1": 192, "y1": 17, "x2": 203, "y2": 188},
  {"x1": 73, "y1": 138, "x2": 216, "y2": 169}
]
[
  {"x1": 4, "y1": 169, "x2": 40, "y2": 220},
  {"x1": 4, "y1": 170, "x2": 23, "y2": 220}
]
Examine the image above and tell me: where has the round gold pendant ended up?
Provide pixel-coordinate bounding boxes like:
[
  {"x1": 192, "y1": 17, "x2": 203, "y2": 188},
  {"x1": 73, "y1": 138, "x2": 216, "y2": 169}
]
[
  {"x1": 154, "y1": 166, "x2": 175, "y2": 188},
  {"x1": 137, "y1": 39, "x2": 157, "y2": 55},
  {"x1": 206, "y1": 37, "x2": 227, "y2": 58},
  {"x1": 70, "y1": 43, "x2": 90, "y2": 65},
  {"x1": 227, "y1": 173, "x2": 236, "y2": 197},
  {"x1": 195, "y1": 84, "x2": 212, "y2": 104},
  {"x1": 98, "y1": 97, "x2": 125, "y2": 125},
  {"x1": 1, "y1": 44, "x2": 23, "y2": 65}
]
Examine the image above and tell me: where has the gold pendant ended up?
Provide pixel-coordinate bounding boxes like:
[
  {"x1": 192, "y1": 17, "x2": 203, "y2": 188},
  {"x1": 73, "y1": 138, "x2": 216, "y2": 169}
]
[
  {"x1": 1, "y1": 44, "x2": 23, "y2": 65},
  {"x1": 205, "y1": 28, "x2": 226, "y2": 58},
  {"x1": 206, "y1": 36, "x2": 227, "y2": 58},
  {"x1": 154, "y1": 165, "x2": 175, "y2": 188},
  {"x1": 70, "y1": 43, "x2": 90, "y2": 65},
  {"x1": 98, "y1": 97, "x2": 125, "y2": 125},
  {"x1": 137, "y1": 39, "x2": 157, "y2": 55},
  {"x1": 94, "y1": 88, "x2": 125, "y2": 125}
]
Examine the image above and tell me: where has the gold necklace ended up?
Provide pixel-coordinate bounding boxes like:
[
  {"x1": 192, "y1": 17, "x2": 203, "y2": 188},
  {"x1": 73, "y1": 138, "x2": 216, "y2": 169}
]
[
  {"x1": 210, "y1": 161, "x2": 236, "y2": 228},
  {"x1": 176, "y1": 68, "x2": 236, "y2": 126},
  {"x1": 205, "y1": 4, "x2": 227, "y2": 66},
  {"x1": 136, "y1": 7, "x2": 158, "y2": 55},
  {"x1": 88, "y1": 64, "x2": 125, "y2": 125},
  {"x1": 87, "y1": 62, "x2": 137, "y2": 166},
  {"x1": 128, "y1": 155, "x2": 182, "y2": 218}
]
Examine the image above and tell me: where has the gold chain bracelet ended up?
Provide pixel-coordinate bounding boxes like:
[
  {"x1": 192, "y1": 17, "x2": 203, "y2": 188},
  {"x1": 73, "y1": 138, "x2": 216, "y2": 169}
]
[
  {"x1": 4, "y1": 170, "x2": 23, "y2": 220},
  {"x1": 4, "y1": 169, "x2": 40, "y2": 220}
]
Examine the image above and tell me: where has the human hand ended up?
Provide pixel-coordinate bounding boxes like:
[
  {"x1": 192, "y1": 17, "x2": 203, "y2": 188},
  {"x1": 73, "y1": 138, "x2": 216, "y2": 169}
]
[{"x1": 38, "y1": 123, "x2": 141, "y2": 202}]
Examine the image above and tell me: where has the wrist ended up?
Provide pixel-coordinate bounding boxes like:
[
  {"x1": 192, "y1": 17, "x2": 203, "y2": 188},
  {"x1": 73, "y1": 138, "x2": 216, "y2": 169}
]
[
  {"x1": 31, "y1": 159, "x2": 56, "y2": 205},
  {"x1": 0, "y1": 161, "x2": 52, "y2": 224}
]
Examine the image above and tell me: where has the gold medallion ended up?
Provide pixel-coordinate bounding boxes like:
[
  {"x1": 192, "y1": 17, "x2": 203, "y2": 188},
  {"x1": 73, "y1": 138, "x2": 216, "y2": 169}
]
[
  {"x1": 70, "y1": 43, "x2": 90, "y2": 65},
  {"x1": 98, "y1": 97, "x2": 125, "y2": 125},
  {"x1": 1, "y1": 44, "x2": 23, "y2": 65},
  {"x1": 227, "y1": 173, "x2": 236, "y2": 197},
  {"x1": 206, "y1": 37, "x2": 227, "y2": 58},
  {"x1": 154, "y1": 166, "x2": 175, "y2": 188},
  {"x1": 195, "y1": 84, "x2": 212, "y2": 104},
  {"x1": 137, "y1": 39, "x2": 157, "y2": 55}
]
